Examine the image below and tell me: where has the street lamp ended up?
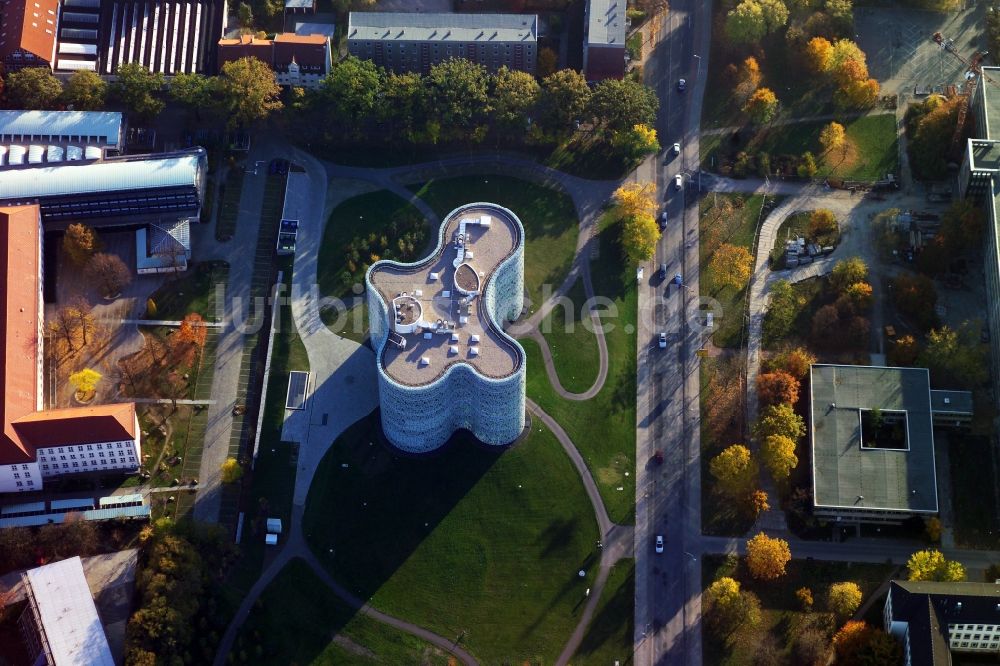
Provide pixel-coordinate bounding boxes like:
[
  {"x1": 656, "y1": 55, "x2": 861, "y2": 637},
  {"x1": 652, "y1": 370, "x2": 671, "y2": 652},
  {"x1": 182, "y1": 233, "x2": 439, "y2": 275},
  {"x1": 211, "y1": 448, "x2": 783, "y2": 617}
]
[
  {"x1": 693, "y1": 54, "x2": 701, "y2": 79},
  {"x1": 684, "y1": 551, "x2": 697, "y2": 562}
]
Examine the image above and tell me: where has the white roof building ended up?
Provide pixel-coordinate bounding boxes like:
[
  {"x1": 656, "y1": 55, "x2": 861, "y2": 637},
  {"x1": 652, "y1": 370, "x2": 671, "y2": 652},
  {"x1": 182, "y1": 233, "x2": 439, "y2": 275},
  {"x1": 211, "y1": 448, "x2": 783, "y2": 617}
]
[
  {"x1": 0, "y1": 111, "x2": 123, "y2": 148},
  {"x1": 20, "y1": 556, "x2": 115, "y2": 666}
]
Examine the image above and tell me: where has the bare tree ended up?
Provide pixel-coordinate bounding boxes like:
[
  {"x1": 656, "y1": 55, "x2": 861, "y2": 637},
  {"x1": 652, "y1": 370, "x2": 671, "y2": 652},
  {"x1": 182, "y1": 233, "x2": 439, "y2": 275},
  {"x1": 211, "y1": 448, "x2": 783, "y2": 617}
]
[
  {"x1": 49, "y1": 305, "x2": 80, "y2": 353},
  {"x1": 68, "y1": 296, "x2": 96, "y2": 346},
  {"x1": 85, "y1": 253, "x2": 132, "y2": 299}
]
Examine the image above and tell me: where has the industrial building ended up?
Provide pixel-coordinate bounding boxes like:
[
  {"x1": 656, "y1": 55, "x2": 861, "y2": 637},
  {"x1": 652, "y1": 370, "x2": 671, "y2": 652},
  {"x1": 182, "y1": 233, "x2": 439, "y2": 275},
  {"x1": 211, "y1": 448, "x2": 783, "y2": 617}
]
[
  {"x1": 0, "y1": 110, "x2": 124, "y2": 151},
  {"x1": 583, "y1": 0, "x2": 626, "y2": 81},
  {"x1": 885, "y1": 580, "x2": 1000, "y2": 664},
  {"x1": 367, "y1": 203, "x2": 526, "y2": 452},
  {"x1": 0, "y1": 205, "x2": 142, "y2": 494},
  {"x1": 809, "y1": 365, "x2": 971, "y2": 524},
  {"x1": 18, "y1": 557, "x2": 115, "y2": 666},
  {"x1": 347, "y1": 12, "x2": 537, "y2": 75}
]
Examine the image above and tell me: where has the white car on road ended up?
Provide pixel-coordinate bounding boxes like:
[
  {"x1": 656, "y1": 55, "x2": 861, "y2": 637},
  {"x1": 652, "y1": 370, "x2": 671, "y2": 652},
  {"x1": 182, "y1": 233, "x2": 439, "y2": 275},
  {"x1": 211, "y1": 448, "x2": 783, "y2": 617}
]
[
  {"x1": 674, "y1": 174, "x2": 683, "y2": 190},
  {"x1": 658, "y1": 333, "x2": 667, "y2": 349},
  {"x1": 673, "y1": 142, "x2": 681, "y2": 155},
  {"x1": 655, "y1": 535, "x2": 664, "y2": 553},
  {"x1": 637, "y1": 266, "x2": 644, "y2": 283}
]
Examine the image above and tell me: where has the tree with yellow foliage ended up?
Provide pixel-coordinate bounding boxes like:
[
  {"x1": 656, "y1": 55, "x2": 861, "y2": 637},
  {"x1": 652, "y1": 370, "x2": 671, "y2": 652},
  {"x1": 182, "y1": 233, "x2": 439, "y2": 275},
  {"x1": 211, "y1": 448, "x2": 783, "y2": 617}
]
[
  {"x1": 709, "y1": 444, "x2": 758, "y2": 497},
  {"x1": 613, "y1": 181, "x2": 657, "y2": 219},
  {"x1": 743, "y1": 87, "x2": 779, "y2": 124},
  {"x1": 819, "y1": 121, "x2": 846, "y2": 154},
  {"x1": 70, "y1": 368, "x2": 102, "y2": 400},
  {"x1": 221, "y1": 457, "x2": 243, "y2": 484},
  {"x1": 616, "y1": 123, "x2": 661, "y2": 160},
  {"x1": 762, "y1": 434, "x2": 798, "y2": 481},
  {"x1": 710, "y1": 243, "x2": 753, "y2": 290},
  {"x1": 827, "y1": 581, "x2": 862, "y2": 619},
  {"x1": 746, "y1": 532, "x2": 791, "y2": 580},
  {"x1": 621, "y1": 214, "x2": 660, "y2": 263}
]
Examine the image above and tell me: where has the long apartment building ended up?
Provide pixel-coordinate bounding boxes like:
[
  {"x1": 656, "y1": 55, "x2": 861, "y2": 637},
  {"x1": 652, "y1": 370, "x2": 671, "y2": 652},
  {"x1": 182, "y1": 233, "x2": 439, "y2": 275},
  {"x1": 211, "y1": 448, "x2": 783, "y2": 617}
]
[
  {"x1": 366, "y1": 203, "x2": 526, "y2": 452},
  {"x1": 347, "y1": 11, "x2": 537, "y2": 75},
  {"x1": 0, "y1": 205, "x2": 141, "y2": 494}
]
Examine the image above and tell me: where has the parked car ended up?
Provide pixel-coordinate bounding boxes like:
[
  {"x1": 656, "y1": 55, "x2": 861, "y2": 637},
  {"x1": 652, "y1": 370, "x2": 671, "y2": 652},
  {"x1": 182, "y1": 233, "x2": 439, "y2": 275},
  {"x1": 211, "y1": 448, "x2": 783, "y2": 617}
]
[
  {"x1": 658, "y1": 332, "x2": 667, "y2": 348},
  {"x1": 659, "y1": 263, "x2": 667, "y2": 280},
  {"x1": 637, "y1": 267, "x2": 644, "y2": 283},
  {"x1": 677, "y1": 78, "x2": 686, "y2": 92},
  {"x1": 659, "y1": 210, "x2": 668, "y2": 229},
  {"x1": 655, "y1": 535, "x2": 664, "y2": 553},
  {"x1": 673, "y1": 142, "x2": 681, "y2": 155},
  {"x1": 674, "y1": 174, "x2": 683, "y2": 190}
]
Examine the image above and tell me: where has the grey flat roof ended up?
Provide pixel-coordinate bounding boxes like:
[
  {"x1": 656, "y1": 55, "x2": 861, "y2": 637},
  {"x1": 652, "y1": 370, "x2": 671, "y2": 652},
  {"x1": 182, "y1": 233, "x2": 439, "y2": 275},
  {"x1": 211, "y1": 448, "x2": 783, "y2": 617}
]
[
  {"x1": 24, "y1": 557, "x2": 115, "y2": 666},
  {"x1": 348, "y1": 12, "x2": 537, "y2": 43},
  {"x1": 294, "y1": 21, "x2": 335, "y2": 38},
  {"x1": 929, "y1": 389, "x2": 974, "y2": 415},
  {"x1": 587, "y1": 0, "x2": 627, "y2": 47},
  {"x1": 971, "y1": 139, "x2": 1000, "y2": 172},
  {"x1": 810, "y1": 364, "x2": 938, "y2": 513},
  {"x1": 984, "y1": 67, "x2": 1000, "y2": 140},
  {"x1": 0, "y1": 111, "x2": 122, "y2": 145},
  {"x1": 0, "y1": 152, "x2": 202, "y2": 200}
]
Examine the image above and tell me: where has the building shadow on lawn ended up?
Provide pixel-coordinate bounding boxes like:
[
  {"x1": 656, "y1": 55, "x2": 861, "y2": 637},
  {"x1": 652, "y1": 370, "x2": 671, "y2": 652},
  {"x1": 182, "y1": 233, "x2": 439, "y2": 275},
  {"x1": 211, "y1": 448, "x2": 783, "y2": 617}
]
[{"x1": 301, "y1": 409, "x2": 506, "y2": 605}]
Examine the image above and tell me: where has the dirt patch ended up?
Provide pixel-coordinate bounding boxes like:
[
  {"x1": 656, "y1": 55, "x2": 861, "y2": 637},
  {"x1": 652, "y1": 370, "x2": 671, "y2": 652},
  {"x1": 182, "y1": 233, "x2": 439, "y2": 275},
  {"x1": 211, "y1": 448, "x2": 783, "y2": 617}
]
[{"x1": 330, "y1": 634, "x2": 375, "y2": 658}]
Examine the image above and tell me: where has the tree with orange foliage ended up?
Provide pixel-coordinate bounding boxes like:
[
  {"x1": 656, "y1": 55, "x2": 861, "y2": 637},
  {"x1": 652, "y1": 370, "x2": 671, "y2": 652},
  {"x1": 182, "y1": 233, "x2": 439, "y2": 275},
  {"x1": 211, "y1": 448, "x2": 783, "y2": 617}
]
[
  {"x1": 171, "y1": 313, "x2": 208, "y2": 366},
  {"x1": 832, "y1": 621, "x2": 902, "y2": 664},
  {"x1": 770, "y1": 347, "x2": 816, "y2": 379},
  {"x1": 756, "y1": 370, "x2": 800, "y2": 406},
  {"x1": 888, "y1": 335, "x2": 919, "y2": 367},
  {"x1": 734, "y1": 56, "x2": 762, "y2": 105},
  {"x1": 836, "y1": 77, "x2": 880, "y2": 109},
  {"x1": 751, "y1": 490, "x2": 770, "y2": 516},
  {"x1": 804, "y1": 37, "x2": 833, "y2": 74}
]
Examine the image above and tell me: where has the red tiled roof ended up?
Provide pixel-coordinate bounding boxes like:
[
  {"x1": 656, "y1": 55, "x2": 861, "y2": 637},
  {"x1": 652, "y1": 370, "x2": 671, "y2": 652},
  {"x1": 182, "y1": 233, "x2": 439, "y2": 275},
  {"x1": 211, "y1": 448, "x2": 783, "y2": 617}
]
[
  {"x1": 13, "y1": 403, "x2": 137, "y2": 448},
  {"x1": 0, "y1": 205, "x2": 42, "y2": 464},
  {"x1": 0, "y1": 205, "x2": 138, "y2": 466},
  {"x1": 217, "y1": 35, "x2": 273, "y2": 67},
  {"x1": 0, "y1": 0, "x2": 59, "y2": 64},
  {"x1": 273, "y1": 33, "x2": 327, "y2": 68}
]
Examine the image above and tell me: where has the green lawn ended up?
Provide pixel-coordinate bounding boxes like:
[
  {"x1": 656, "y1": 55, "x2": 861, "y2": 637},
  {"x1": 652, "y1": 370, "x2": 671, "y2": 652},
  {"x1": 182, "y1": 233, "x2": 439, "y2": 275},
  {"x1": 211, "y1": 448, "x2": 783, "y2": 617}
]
[
  {"x1": 702, "y1": 555, "x2": 897, "y2": 665},
  {"x1": 754, "y1": 114, "x2": 899, "y2": 182},
  {"x1": 303, "y1": 413, "x2": 600, "y2": 664},
  {"x1": 700, "y1": 194, "x2": 769, "y2": 349},
  {"x1": 146, "y1": 262, "x2": 228, "y2": 322},
  {"x1": 230, "y1": 559, "x2": 452, "y2": 665},
  {"x1": 947, "y1": 435, "x2": 1000, "y2": 550},
  {"x1": 519, "y1": 215, "x2": 638, "y2": 525},
  {"x1": 573, "y1": 559, "x2": 635, "y2": 665},
  {"x1": 409, "y1": 175, "x2": 580, "y2": 313},
  {"x1": 317, "y1": 190, "x2": 428, "y2": 305},
  {"x1": 538, "y1": 277, "x2": 601, "y2": 394}
]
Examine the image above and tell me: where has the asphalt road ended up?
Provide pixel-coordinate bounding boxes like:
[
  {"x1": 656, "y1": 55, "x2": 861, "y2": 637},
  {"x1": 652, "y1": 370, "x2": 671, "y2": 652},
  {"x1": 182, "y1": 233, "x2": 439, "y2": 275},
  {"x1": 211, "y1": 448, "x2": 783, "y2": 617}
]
[{"x1": 634, "y1": 1, "x2": 712, "y2": 664}]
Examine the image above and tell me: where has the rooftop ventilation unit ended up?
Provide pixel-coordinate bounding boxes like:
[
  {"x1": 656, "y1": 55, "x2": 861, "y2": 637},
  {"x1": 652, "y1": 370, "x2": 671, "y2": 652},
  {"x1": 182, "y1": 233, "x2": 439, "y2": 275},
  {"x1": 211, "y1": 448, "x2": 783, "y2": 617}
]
[
  {"x1": 419, "y1": 356, "x2": 430, "y2": 366},
  {"x1": 449, "y1": 345, "x2": 458, "y2": 355},
  {"x1": 469, "y1": 347, "x2": 480, "y2": 357},
  {"x1": 470, "y1": 334, "x2": 480, "y2": 344}
]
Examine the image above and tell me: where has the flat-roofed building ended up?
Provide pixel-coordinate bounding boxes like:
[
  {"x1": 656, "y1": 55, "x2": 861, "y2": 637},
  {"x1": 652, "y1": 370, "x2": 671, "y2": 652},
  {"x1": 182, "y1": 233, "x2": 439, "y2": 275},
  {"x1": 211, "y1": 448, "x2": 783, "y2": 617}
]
[
  {"x1": 583, "y1": 0, "x2": 626, "y2": 81},
  {"x1": 347, "y1": 11, "x2": 537, "y2": 75},
  {"x1": 0, "y1": 0, "x2": 60, "y2": 71},
  {"x1": 284, "y1": 0, "x2": 315, "y2": 14},
  {"x1": 18, "y1": 556, "x2": 114, "y2": 666},
  {"x1": 0, "y1": 148, "x2": 206, "y2": 228},
  {"x1": 961, "y1": 67, "x2": 1000, "y2": 404},
  {"x1": 0, "y1": 110, "x2": 124, "y2": 150},
  {"x1": 809, "y1": 364, "x2": 972, "y2": 524},
  {"x1": 367, "y1": 203, "x2": 526, "y2": 452}
]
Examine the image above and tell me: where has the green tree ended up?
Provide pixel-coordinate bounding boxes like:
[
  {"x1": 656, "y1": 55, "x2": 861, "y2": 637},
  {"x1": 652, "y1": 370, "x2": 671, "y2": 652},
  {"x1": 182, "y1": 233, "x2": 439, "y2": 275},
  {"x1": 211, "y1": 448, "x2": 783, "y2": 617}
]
[
  {"x1": 538, "y1": 68, "x2": 592, "y2": 132},
  {"x1": 906, "y1": 549, "x2": 967, "y2": 581},
  {"x1": 797, "y1": 151, "x2": 818, "y2": 177},
  {"x1": 6, "y1": 67, "x2": 63, "y2": 109},
  {"x1": 318, "y1": 56, "x2": 380, "y2": 136},
  {"x1": 763, "y1": 279, "x2": 799, "y2": 341},
  {"x1": 621, "y1": 214, "x2": 660, "y2": 262},
  {"x1": 111, "y1": 63, "x2": 165, "y2": 119},
  {"x1": 827, "y1": 581, "x2": 863, "y2": 618},
  {"x1": 491, "y1": 66, "x2": 540, "y2": 133},
  {"x1": 426, "y1": 58, "x2": 489, "y2": 134},
  {"x1": 709, "y1": 444, "x2": 759, "y2": 497},
  {"x1": 217, "y1": 57, "x2": 283, "y2": 128},
  {"x1": 726, "y1": 0, "x2": 768, "y2": 43},
  {"x1": 589, "y1": 77, "x2": 659, "y2": 132},
  {"x1": 62, "y1": 70, "x2": 107, "y2": 110},
  {"x1": 892, "y1": 272, "x2": 938, "y2": 330},
  {"x1": 743, "y1": 87, "x2": 779, "y2": 124},
  {"x1": 237, "y1": 1, "x2": 253, "y2": 27},
  {"x1": 758, "y1": 0, "x2": 790, "y2": 32},
  {"x1": 830, "y1": 256, "x2": 868, "y2": 292},
  {"x1": 614, "y1": 123, "x2": 661, "y2": 160},
  {"x1": 762, "y1": 434, "x2": 798, "y2": 480},
  {"x1": 940, "y1": 198, "x2": 985, "y2": 251},
  {"x1": 906, "y1": 94, "x2": 962, "y2": 180},
  {"x1": 170, "y1": 72, "x2": 216, "y2": 117},
  {"x1": 379, "y1": 71, "x2": 425, "y2": 142},
  {"x1": 819, "y1": 122, "x2": 846, "y2": 154},
  {"x1": 919, "y1": 323, "x2": 988, "y2": 388},
  {"x1": 704, "y1": 577, "x2": 762, "y2": 636},
  {"x1": 753, "y1": 403, "x2": 806, "y2": 440}
]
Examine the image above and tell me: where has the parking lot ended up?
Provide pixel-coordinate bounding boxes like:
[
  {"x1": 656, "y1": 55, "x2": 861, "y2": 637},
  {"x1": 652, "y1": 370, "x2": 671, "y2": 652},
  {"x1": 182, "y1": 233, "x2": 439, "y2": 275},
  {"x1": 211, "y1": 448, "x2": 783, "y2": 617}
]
[{"x1": 856, "y1": 2, "x2": 987, "y2": 99}]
